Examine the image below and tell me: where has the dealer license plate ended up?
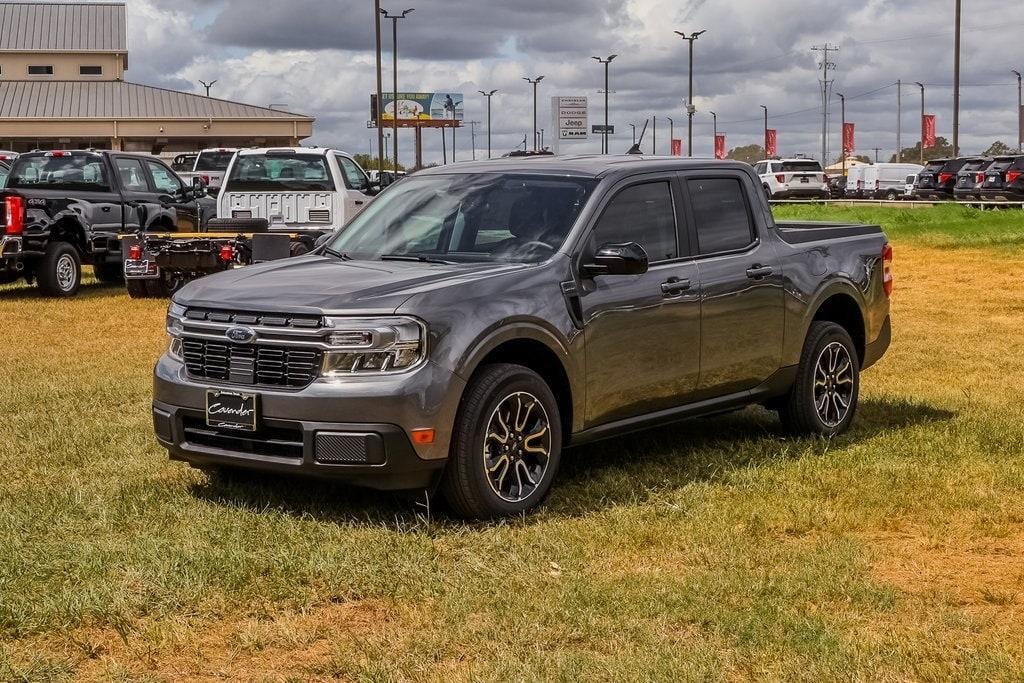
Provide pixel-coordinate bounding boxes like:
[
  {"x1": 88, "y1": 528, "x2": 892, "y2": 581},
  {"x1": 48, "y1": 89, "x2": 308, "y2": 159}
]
[{"x1": 206, "y1": 390, "x2": 258, "y2": 431}]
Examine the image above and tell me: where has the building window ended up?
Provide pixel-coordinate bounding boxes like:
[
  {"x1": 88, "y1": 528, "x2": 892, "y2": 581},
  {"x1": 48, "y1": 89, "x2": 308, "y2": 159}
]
[
  {"x1": 28, "y1": 65, "x2": 54, "y2": 76},
  {"x1": 79, "y1": 65, "x2": 102, "y2": 76}
]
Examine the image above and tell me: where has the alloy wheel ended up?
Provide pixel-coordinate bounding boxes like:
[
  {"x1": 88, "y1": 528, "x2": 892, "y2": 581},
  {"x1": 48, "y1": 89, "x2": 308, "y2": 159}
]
[
  {"x1": 482, "y1": 391, "x2": 551, "y2": 502},
  {"x1": 56, "y1": 254, "x2": 77, "y2": 292},
  {"x1": 813, "y1": 341, "x2": 855, "y2": 428}
]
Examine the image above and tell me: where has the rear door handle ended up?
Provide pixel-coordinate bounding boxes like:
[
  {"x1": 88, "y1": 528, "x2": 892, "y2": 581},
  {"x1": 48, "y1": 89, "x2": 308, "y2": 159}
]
[
  {"x1": 660, "y1": 277, "x2": 691, "y2": 295},
  {"x1": 746, "y1": 265, "x2": 774, "y2": 279}
]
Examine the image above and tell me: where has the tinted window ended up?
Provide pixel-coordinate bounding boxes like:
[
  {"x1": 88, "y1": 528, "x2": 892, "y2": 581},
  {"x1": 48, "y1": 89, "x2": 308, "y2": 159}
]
[
  {"x1": 781, "y1": 160, "x2": 823, "y2": 172},
  {"x1": 146, "y1": 160, "x2": 182, "y2": 194},
  {"x1": 8, "y1": 154, "x2": 109, "y2": 191},
  {"x1": 79, "y1": 65, "x2": 102, "y2": 75},
  {"x1": 28, "y1": 65, "x2": 53, "y2": 75},
  {"x1": 754, "y1": 162, "x2": 767, "y2": 175},
  {"x1": 688, "y1": 178, "x2": 755, "y2": 254},
  {"x1": 224, "y1": 153, "x2": 335, "y2": 192},
  {"x1": 114, "y1": 158, "x2": 149, "y2": 192},
  {"x1": 194, "y1": 151, "x2": 235, "y2": 171},
  {"x1": 591, "y1": 182, "x2": 677, "y2": 262},
  {"x1": 336, "y1": 155, "x2": 370, "y2": 190}
]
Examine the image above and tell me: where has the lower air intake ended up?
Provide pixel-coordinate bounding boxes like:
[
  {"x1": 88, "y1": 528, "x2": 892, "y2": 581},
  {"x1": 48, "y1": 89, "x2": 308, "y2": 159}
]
[{"x1": 314, "y1": 432, "x2": 386, "y2": 465}]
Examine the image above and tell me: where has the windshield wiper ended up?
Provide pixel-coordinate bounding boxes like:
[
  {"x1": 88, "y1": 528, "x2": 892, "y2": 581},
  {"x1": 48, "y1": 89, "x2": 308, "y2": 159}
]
[
  {"x1": 323, "y1": 247, "x2": 351, "y2": 260},
  {"x1": 379, "y1": 253, "x2": 455, "y2": 265}
]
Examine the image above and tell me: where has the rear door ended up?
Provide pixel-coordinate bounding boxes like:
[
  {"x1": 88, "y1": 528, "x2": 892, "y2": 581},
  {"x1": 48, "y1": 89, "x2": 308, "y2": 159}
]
[
  {"x1": 578, "y1": 175, "x2": 701, "y2": 426},
  {"x1": 111, "y1": 155, "x2": 156, "y2": 231},
  {"x1": 144, "y1": 158, "x2": 199, "y2": 232},
  {"x1": 680, "y1": 170, "x2": 785, "y2": 396}
]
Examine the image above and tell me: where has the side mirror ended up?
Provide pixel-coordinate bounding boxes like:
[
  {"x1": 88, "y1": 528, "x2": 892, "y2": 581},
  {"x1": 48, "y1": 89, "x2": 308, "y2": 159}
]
[
  {"x1": 191, "y1": 176, "x2": 208, "y2": 198},
  {"x1": 582, "y1": 241, "x2": 649, "y2": 277},
  {"x1": 363, "y1": 181, "x2": 381, "y2": 196},
  {"x1": 314, "y1": 232, "x2": 333, "y2": 249}
]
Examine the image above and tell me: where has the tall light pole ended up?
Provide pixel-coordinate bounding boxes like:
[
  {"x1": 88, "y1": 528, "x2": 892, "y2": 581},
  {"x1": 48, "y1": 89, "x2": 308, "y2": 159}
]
[
  {"x1": 629, "y1": 123, "x2": 637, "y2": 145},
  {"x1": 199, "y1": 79, "x2": 216, "y2": 97},
  {"x1": 674, "y1": 29, "x2": 706, "y2": 158},
  {"x1": 1013, "y1": 70, "x2": 1022, "y2": 153},
  {"x1": 381, "y1": 7, "x2": 414, "y2": 172},
  {"x1": 760, "y1": 104, "x2": 768, "y2": 156},
  {"x1": 478, "y1": 89, "x2": 497, "y2": 159},
  {"x1": 710, "y1": 111, "x2": 717, "y2": 156},
  {"x1": 591, "y1": 55, "x2": 617, "y2": 154},
  {"x1": 837, "y1": 93, "x2": 846, "y2": 175},
  {"x1": 914, "y1": 82, "x2": 925, "y2": 164},
  {"x1": 652, "y1": 116, "x2": 656, "y2": 155},
  {"x1": 953, "y1": 0, "x2": 962, "y2": 157},
  {"x1": 373, "y1": 1, "x2": 384, "y2": 177},
  {"x1": 667, "y1": 117, "x2": 674, "y2": 154},
  {"x1": 523, "y1": 76, "x2": 544, "y2": 152},
  {"x1": 468, "y1": 120, "x2": 479, "y2": 160}
]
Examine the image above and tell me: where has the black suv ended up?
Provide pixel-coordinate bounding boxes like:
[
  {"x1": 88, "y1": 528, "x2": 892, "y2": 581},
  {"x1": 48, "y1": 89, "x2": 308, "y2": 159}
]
[
  {"x1": 980, "y1": 155, "x2": 1024, "y2": 202},
  {"x1": 953, "y1": 157, "x2": 994, "y2": 203},
  {"x1": 914, "y1": 158, "x2": 969, "y2": 200}
]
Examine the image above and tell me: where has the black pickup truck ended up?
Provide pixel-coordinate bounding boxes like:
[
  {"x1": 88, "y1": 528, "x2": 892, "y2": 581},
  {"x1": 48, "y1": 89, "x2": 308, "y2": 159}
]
[{"x1": 0, "y1": 150, "x2": 210, "y2": 297}]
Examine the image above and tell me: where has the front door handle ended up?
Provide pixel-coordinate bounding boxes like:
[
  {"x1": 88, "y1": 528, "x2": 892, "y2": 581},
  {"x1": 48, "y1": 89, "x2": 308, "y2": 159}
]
[
  {"x1": 660, "y1": 277, "x2": 691, "y2": 295},
  {"x1": 746, "y1": 265, "x2": 774, "y2": 279},
  {"x1": 354, "y1": 200, "x2": 365, "y2": 205}
]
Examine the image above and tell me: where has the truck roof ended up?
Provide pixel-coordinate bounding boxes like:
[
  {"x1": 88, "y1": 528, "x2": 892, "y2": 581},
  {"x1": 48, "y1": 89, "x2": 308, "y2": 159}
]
[
  {"x1": 235, "y1": 147, "x2": 350, "y2": 157},
  {"x1": 415, "y1": 155, "x2": 754, "y2": 179}
]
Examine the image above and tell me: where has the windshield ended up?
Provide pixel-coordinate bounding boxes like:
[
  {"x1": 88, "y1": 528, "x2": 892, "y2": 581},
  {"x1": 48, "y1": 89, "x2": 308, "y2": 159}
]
[
  {"x1": 326, "y1": 173, "x2": 598, "y2": 264},
  {"x1": 195, "y1": 151, "x2": 235, "y2": 172},
  {"x1": 224, "y1": 153, "x2": 335, "y2": 192},
  {"x1": 781, "y1": 161, "x2": 822, "y2": 173},
  {"x1": 7, "y1": 153, "x2": 109, "y2": 191}
]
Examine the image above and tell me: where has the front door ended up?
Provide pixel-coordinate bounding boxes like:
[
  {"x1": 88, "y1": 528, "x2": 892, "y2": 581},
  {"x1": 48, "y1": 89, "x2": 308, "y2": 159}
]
[
  {"x1": 680, "y1": 172, "x2": 785, "y2": 396},
  {"x1": 577, "y1": 177, "x2": 701, "y2": 427},
  {"x1": 145, "y1": 159, "x2": 199, "y2": 232},
  {"x1": 335, "y1": 154, "x2": 372, "y2": 223}
]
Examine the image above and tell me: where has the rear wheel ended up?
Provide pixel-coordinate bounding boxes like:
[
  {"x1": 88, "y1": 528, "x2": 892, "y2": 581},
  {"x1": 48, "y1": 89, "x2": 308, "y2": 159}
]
[
  {"x1": 145, "y1": 271, "x2": 186, "y2": 298},
  {"x1": 884, "y1": 190, "x2": 899, "y2": 201},
  {"x1": 92, "y1": 260, "x2": 124, "y2": 284},
  {"x1": 441, "y1": 363, "x2": 562, "y2": 519},
  {"x1": 125, "y1": 279, "x2": 150, "y2": 298},
  {"x1": 37, "y1": 242, "x2": 81, "y2": 297},
  {"x1": 289, "y1": 241, "x2": 310, "y2": 257},
  {"x1": 778, "y1": 321, "x2": 860, "y2": 437}
]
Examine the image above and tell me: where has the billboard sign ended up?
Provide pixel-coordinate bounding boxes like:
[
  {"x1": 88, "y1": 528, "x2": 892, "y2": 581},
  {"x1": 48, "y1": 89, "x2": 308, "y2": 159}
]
[
  {"x1": 551, "y1": 96, "x2": 588, "y2": 141},
  {"x1": 370, "y1": 92, "x2": 464, "y2": 127}
]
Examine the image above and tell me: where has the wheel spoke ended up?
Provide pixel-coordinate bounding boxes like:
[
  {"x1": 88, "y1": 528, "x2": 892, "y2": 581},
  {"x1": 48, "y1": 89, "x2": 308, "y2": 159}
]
[{"x1": 482, "y1": 390, "x2": 552, "y2": 503}]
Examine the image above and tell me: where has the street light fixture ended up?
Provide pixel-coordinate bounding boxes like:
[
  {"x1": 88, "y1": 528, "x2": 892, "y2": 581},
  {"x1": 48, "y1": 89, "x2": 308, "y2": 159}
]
[
  {"x1": 380, "y1": 7, "x2": 414, "y2": 172},
  {"x1": 674, "y1": 29, "x2": 706, "y2": 157},
  {"x1": 709, "y1": 111, "x2": 717, "y2": 156},
  {"x1": 478, "y1": 89, "x2": 498, "y2": 159},
  {"x1": 836, "y1": 93, "x2": 846, "y2": 174},
  {"x1": 591, "y1": 55, "x2": 617, "y2": 154},
  {"x1": 666, "y1": 117, "x2": 674, "y2": 155},
  {"x1": 1013, "y1": 70, "x2": 1022, "y2": 153},
  {"x1": 914, "y1": 82, "x2": 925, "y2": 164},
  {"x1": 523, "y1": 76, "x2": 545, "y2": 152},
  {"x1": 199, "y1": 79, "x2": 217, "y2": 97}
]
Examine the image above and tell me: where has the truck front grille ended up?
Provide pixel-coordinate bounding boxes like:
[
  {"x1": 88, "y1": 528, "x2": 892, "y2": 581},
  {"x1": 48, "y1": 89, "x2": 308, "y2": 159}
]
[{"x1": 182, "y1": 339, "x2": 321, "y2": 387}]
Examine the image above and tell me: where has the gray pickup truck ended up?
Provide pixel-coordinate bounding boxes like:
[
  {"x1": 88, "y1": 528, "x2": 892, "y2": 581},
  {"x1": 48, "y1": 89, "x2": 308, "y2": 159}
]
[{"x1": 154, "y1": 157, "x2": 892, "y2": 519}]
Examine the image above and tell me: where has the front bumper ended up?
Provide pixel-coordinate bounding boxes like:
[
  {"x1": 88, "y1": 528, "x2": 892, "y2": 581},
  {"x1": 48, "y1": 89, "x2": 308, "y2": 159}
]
[{"x1": 153, "y1": 354, "x2": 465, "y2": 490}]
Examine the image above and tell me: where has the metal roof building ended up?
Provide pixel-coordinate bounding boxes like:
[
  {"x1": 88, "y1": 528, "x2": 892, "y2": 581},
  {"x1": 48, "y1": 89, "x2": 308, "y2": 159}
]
[{"x1": 0, "y1": 1, "x2": 314, "y2": 154}]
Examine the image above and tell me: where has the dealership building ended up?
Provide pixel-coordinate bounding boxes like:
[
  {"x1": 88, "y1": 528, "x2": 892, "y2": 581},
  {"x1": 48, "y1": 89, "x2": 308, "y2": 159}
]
[{"x1": 0, "y1": 1, "x2": 314, "y2": 154}]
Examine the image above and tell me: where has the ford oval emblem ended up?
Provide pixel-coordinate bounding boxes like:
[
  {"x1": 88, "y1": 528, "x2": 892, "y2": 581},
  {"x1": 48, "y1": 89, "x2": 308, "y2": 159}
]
[{"x1": 226, "y1": 326, "x2": 256, "y2": 344}]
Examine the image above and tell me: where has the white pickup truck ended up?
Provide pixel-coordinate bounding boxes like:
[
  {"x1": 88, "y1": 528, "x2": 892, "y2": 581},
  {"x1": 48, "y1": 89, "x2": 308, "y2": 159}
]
[
  {"x1": 218, "y1": 147, "x2": 374, "y2": 232},
  {"x1": 177, "y1": 148, "x2": 238, "y2": 192}
]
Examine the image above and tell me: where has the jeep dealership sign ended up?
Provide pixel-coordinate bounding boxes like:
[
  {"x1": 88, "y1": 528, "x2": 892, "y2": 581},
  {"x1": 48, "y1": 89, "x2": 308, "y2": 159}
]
[{"x1": 550, "y1": 96, "x2": 588, "y2": 147}]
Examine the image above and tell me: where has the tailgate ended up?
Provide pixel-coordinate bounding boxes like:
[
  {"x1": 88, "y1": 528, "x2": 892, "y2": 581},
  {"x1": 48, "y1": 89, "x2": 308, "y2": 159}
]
[{"x1": 222, "y1": 192, "x2": 336, "y2": 226}]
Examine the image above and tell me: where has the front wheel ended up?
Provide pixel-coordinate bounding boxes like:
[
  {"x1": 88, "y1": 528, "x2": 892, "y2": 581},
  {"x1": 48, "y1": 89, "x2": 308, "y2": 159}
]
[
  {"x1": 778, "y1": 321, "x2": 860, "y2": 437},
  {"x1": 37, "y1": 242, "x2": 81, "y2": 297},
  {"x1": 441, "y1": 364, "x2": 562, "y2": 519},
  {"x1": 885, "y1": 191, "x2": 899, "y2": 201}
]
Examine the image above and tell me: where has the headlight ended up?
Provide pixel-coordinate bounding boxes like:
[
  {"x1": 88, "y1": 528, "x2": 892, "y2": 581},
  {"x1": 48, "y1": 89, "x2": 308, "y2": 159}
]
[
  {"x1": 166, "y1": 301, "x2": 186, "y2": 337},
  {"x1": 322, "y1": 316, "x2": 426, "y2": 376},
  {"x1": 167, "y1": 337, "x2": 183, "y2": 361}
]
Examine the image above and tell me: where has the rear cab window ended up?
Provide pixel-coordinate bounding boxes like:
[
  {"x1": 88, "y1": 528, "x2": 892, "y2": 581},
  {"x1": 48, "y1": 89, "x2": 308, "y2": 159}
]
[
  {"x1": 194, "y1": 151, "x2": 235, "y2": 172},
  {"x1": 687, "y1": 177, "x2": 756, "y2": 255},
  {"x1": 8, "y1": 153, "x2": 110, "y2": 191},
  {"x1": 780, "y1": 161, "x2": 823, "y2": 173},
  {"x1": 224, "y1": 152, "x2": 336, "y2": 192}
]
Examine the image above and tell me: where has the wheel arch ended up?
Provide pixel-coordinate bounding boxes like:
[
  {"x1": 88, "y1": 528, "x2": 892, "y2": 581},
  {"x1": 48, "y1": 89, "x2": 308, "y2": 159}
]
[
  {"x1": 807, "y1": 288, "x2": 866, "y2": 364},
  {"x1": 49, "y1": 216, "x2": 89, "y2": 253}
]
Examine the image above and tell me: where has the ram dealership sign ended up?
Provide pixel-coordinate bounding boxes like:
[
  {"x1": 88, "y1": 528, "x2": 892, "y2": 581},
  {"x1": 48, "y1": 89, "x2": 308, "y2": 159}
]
[{"x1": 551, "y1": 96, "x2": 588, "y2": 147}]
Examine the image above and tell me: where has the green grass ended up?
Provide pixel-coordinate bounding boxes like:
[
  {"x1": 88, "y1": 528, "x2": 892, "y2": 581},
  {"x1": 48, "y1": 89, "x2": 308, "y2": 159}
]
[
  {"x1": 2, "y1": 211, "x2": 1024, "y2": 680},
  {"x1": 774, "y1": 203, "x2": 1024, "y2": 250}
]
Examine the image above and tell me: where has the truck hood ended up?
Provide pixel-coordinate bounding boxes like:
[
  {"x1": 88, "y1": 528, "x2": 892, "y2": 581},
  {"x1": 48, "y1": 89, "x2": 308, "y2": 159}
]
[{"x1": 175, "y1": 255, "x2": 530, "y2": 314}]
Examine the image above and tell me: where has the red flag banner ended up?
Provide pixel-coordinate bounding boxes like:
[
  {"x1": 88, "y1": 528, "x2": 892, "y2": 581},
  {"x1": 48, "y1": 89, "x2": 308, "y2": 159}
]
[
  {"x1": 671, "y1": 139, "x2": 682, "y2": 156},
  {"x1": 765, "y1": 129, "x2": 778, "y2": 157},
  {"x1": 714, "y1": 134, "x2": 726, "y2": 159},
  {"x1": 922, "y1": 114, "x2": 937, "y2": 149},
  {"x1": 843, "y1": 122, "x2": 855, "y2": 154}
]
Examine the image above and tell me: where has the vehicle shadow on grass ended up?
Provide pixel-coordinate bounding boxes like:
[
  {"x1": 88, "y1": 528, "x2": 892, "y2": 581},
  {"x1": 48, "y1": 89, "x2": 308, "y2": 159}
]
[
  {"x1": 186, "y1": 396, "x2": 955, "y2": 528},
  {"x1": 0, "y1": 280, "x2": 121, "y2": 301}
]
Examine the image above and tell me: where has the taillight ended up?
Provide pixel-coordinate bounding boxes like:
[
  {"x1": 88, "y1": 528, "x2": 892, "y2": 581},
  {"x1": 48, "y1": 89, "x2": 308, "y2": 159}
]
[
  {"x1": 775, "y1": 174, "x2": 785, "y2": 183},
  {"x1": 4, "y1": 195, "x2": 25, "y2": 235},
  {"x1": 128, "y1": 243, "x2": 143, "y2": 260},
  {"x1": 882, "y1": 243, "x2": 893, "y2": 297},
  {"x1": 200, "y1": 175, "x2": 211, "y2": 185},
  {"x1": 218, "y1": 244, "x2": 234, "y2": 262},
  {"x1": 938, "y1": 172, "x2": 954, "y2": 185},
  {"x1": 975, "y1": 172, "x2": 985, "y2": 183},
  {"x1": 1007, "y1": 170, "x2": 1022, "y2": 185}
]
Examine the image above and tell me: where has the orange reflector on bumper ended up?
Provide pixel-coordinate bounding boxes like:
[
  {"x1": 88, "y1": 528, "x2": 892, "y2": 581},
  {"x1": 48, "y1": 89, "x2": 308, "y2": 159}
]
[{"x1": 410, "y1": 428, "x2": 435, "y2": 445}]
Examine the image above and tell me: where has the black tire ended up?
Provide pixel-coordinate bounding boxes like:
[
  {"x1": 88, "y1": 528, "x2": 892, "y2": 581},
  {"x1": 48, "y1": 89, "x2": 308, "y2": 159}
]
[
  {"x1": 885, "y1": 191, "x2": 899, "y2": 201},
  {"x1": 125, "y1": 279, "x2": 150, "y2": 298},
  {"x1": 289, "y1": 241, "x2": 310, "y2": 257},
  {"x1": 144, "y1": 271, "x2": 186, "y2": 298},
  {"x1": 36, "y1": 241, "x2": 81, "y2": 297},
  {"x1": 92, "y1": 260, "x2": 124, "y2": 284},
  {"x1": 778, "y1": 321, "x2": 860, "y2": 437},
  {"x1": 440, "y1": 363, "x2": 562, "y2": 519}
]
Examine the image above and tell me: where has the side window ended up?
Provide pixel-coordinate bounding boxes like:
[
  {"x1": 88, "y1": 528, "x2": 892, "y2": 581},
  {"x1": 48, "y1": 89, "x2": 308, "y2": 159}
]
[
  {"x1": 687, "y1": 177, "x2": 756, "y2": 255},
  {"x1": 336, "y1": 155, "x2": 369, "y2": 190},
  {"x1": 754, "y1": 162, "x2": 766, "y2": 175},
  {"x1": 146, "y1": 160, "x2": 182, "y2": 194},
  {"x1": 591, "y1": 181, "x2": 677, "y2": 262},
  {"x1": 114, "y1": 157, "x2": 149, "y2": 192}
]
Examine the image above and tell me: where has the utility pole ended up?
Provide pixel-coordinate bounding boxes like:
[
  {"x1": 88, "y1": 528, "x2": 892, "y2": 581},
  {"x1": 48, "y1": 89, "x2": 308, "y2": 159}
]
[
  {"x1": 523, "y1": 76, "x2": 544, "y2": 152},
  {"x1": 710, "y1": 111, "x2": 717, "y2": 156},
  {"x1": 652, "y1": 116, "x2": 656, "y2": 155},
  {"x1": 896, "y1": 79, "x2": 902, "y2": 162},
  {"x1": 1013, "y1": 70, "x2": 1022, "y2": 153},
  {"x1": 953, "y1": 0, "x2": 962, "y2": 157},
  {"x1": 381, "y1": 7, "x2": 414, "y2": 173},
  {"x1": 667, "y1": 117, "x2": 674, "y2": 154},
  {"x1": 374, "y1": 0, "x2": 384, "y2": 177},
  {"x1": 760, "y1": 105, "x2": 768, "y2": 156},
  {"x1": 837, "y1": 93, "x2": 845, "y2": 175},
  {"x1": 478, "y1": 89, "x2": 497, "y2": 159},
  {"x1": 199, "y1": 80, "x2": 217, "y2": 97},
  {"x1": 592, "y1": 55, "x2": 617, "y2": 154},
  {"x1": 914, "y1": 82, "x2": 925, "y2": 164},
  {"x1": 872, "y1": 147, "x2": 882, "y2": 163},
  {"x1": 675, "y1": 30, "x2": 706, "y2": 158},
  {"x1": 811, "y1": 43, "x2": 838, "y2": 167},
  {"x1": 468, "y1": 120, "x2": 479, "y2": 160}
]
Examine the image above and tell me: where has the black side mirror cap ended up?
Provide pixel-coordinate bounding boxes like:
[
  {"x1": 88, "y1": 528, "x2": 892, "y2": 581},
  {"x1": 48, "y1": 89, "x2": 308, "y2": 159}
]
[{"x1": 582, "y1": 241, "x2": 649, "y2": 277}]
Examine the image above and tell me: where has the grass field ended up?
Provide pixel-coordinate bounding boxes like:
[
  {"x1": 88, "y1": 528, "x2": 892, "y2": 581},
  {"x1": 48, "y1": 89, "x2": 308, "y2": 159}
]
[{"x1": 2, "y1": 205, "x2": 1024, "y2": 680}]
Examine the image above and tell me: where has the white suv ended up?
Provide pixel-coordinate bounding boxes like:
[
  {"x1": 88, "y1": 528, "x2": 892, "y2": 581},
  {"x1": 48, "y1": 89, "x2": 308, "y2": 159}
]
[{"x1": 754, "y1": 158, "x2": 829, "y2": 199}]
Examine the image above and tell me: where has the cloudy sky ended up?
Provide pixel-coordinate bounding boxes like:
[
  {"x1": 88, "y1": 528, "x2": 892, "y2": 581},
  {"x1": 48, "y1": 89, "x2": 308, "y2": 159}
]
[{"x1": 127, "y1": 0, "x2": 1023, "y2": 165}]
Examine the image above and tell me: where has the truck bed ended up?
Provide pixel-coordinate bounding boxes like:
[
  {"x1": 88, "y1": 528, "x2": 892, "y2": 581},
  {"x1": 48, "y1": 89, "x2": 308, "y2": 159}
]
[{"x1": 774, "y1": 220, "x2": 884, "y2": 245}]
